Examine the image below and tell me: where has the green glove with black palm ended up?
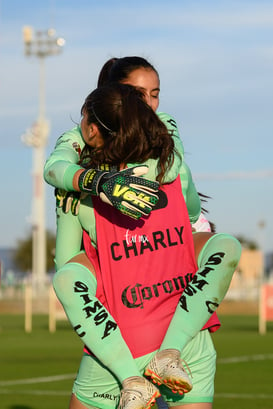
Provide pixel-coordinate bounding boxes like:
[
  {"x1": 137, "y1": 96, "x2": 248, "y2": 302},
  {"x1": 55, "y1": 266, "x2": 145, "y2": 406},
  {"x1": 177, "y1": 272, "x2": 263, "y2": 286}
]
[{"x1": 55, "y1": 189, "x2": 81, "y2": 216}]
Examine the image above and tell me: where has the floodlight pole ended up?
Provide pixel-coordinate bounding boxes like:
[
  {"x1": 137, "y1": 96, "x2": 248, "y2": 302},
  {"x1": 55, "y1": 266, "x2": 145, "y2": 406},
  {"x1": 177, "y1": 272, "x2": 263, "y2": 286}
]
[{"x1": 22, "y1": 27, "x2": 65, "y2": 293}]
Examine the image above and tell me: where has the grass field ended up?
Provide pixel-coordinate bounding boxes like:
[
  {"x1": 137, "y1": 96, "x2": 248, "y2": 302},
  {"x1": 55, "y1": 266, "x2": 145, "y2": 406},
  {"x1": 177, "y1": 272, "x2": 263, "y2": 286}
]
[{"x1": 0, "y1": 314, "x2": 273, "y2": 409}]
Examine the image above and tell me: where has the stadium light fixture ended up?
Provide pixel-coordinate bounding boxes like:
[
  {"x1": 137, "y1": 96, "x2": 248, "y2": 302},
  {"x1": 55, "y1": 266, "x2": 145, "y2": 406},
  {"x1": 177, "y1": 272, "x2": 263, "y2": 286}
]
[{"x1": 21, "y1": 26, "x2": 65, "y2": 293}]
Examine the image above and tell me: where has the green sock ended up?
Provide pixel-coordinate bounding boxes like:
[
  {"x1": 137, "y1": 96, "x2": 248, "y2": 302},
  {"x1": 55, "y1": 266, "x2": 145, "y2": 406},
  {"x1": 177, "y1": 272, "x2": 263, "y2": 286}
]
[
  {"x1": 160, "y1": 233, "x2": 242, "y2": 351},
  {"x1": 53, "y1": 262, "x2": 141, "y2": 382}
]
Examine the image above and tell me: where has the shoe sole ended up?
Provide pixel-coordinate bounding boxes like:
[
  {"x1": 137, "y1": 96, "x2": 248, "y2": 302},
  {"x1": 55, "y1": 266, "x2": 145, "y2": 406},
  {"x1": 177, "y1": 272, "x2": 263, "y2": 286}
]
[
  {"x1": 118, "y1": 388, "x2": 161, "y2": 409},
  {"x1": 145, "y1": 389, "x2": 161, "y2": 409},
  {"x1": 144, "y1": 369, "x2": 192, "y2": 395}
]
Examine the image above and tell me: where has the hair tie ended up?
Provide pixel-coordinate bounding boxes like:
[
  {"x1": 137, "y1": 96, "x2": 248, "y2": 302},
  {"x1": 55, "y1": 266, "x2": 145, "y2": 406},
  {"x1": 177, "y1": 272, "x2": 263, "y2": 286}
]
[{"x1": 91, "y1": 104, "x2": 114, "y2": 133}]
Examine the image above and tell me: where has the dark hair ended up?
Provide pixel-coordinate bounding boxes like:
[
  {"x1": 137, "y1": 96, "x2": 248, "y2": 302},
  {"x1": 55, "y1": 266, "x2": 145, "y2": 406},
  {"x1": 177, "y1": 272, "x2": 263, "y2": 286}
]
[
  {"x1": 80, "y1": 83, "x2": 174, "y2": 184},
  {"x1": 97, "y1": 56, "x2": 159, "y2": 87}
]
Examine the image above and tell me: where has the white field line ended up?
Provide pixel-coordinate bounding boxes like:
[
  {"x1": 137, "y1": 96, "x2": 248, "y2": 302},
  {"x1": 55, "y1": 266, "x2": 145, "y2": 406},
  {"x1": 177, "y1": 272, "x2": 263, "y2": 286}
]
[
  {"x1": 215, "y1": 354, "x2": 273, "y2": 400},
  {"x1": 215, "y1": 393, "x2": 273, "y2": 399},
  {"x1": 0, "y1": 354, "x2": 273, "y2": 400},
  {"x1": 0, "y1": 388, "x2": 70, "y2": 396},
  {"x1": 218, "y1": 353, "x2": 273, "y2": 363},
  {"x1": 0, "y1": 373, "x2": 75, "y2": 386}
]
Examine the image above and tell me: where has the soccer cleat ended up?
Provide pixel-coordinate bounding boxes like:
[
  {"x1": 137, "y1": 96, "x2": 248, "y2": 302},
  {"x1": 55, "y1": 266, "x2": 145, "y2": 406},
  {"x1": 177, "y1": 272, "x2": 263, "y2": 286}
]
[
  {"x1": 144, "y1": 349, "x2": 192, "y2": 395},
  {"x1": 118, "y1": 377, "x2": 161, "y2": 409}
]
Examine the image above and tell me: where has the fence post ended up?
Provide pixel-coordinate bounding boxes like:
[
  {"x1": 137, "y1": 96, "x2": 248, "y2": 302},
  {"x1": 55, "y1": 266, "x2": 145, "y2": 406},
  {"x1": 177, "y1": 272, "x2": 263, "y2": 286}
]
[
  {"x1": 48, "y1": 285, "x2": 56, "y2": 333},
  {"x1": 25, "y1": 284, "x2": 32, "y2": 333}
]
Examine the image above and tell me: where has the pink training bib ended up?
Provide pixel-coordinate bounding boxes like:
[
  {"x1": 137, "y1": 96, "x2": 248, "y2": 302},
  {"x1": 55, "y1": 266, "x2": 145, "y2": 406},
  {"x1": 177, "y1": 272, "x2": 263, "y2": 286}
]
[{"x1": 84, "y1": 177, "x2": 220, "y2": 358}]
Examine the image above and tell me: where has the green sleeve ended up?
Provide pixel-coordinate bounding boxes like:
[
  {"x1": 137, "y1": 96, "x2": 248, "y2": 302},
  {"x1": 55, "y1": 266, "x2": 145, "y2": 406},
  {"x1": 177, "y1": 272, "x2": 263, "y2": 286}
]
[
  {"x1": 134, "y1": 112, "x2": 184, "y2": 183},
  {"x1": 157, "y1": 112, "x2": 184, "y2": 157},
  {"x1": 78, "y1": 194, "x2": 97, "y2": 247},
  {"x1": 55, "y1": 193, "x2": 98, "y2": 270},
  {"x1": 179, "y1": 161, "x2": 201, "y2": 224},
  {"x1": 54, "y1": 206, "x2": 84, "y2": 270},
  {"x1": 44, "y1": 126, "x2": 85, "y2": 191}
]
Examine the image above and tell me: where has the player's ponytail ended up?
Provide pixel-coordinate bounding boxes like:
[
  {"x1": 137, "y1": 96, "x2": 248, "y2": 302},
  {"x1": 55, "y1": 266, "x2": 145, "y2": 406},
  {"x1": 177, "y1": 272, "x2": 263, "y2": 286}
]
[{"x1": 80, "y1": 83, "x2": 175, "y2": 183}]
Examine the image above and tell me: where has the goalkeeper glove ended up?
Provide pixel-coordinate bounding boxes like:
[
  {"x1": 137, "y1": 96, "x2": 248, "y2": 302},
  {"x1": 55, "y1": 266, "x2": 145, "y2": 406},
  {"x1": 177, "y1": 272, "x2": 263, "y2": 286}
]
[
  {"x1": 78, "y1": 166, "x2": 159, "y2": 219},
  {"x1": 55, "y1": 189, "x2": 81, "y2": 216}
]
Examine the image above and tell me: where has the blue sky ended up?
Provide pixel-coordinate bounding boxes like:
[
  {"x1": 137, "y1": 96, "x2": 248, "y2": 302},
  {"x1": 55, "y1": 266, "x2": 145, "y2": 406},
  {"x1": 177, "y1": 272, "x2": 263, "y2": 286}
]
[{"x1": 0, "y1": 0, "x2": 272, "y2": 253}]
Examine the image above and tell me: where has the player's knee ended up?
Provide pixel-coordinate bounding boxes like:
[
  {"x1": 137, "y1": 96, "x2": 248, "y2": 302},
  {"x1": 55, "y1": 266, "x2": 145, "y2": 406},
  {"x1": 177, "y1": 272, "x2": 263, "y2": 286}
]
[
  {"x1": 198, "y1": 233, "x2": 242, "y2": 269},
  {"x1": 217, "y1": 233, "x2": 242, "y2": 265},
  {"x1": 53, "y1": 264, "x2": 73, "y2": 295}
]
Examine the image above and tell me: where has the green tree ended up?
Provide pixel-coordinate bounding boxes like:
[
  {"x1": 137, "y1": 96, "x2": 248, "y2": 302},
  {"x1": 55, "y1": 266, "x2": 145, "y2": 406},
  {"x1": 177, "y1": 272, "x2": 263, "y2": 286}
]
[
  {"x1": 13, "y1": 230, "x2": 56, "y2": 273},
  {"x1": 236, "y1": 235, "x2": 258, "y2": 250}
]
